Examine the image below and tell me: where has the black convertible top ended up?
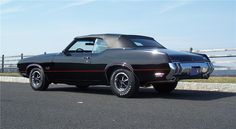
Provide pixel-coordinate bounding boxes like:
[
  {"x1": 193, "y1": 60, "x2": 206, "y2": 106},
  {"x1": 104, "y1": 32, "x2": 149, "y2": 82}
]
[
  {"x1": 75, "y1": 34, "x2": 154, "y2": 48},
  {"x1": 75, "y1": 33, "x2": 153, "y2": 40}
]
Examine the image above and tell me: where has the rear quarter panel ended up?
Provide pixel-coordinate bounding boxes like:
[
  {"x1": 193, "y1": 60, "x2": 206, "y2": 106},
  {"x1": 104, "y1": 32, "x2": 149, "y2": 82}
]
[{"x1": 91, "y1": 49, "x2": 170, "y2": 84}]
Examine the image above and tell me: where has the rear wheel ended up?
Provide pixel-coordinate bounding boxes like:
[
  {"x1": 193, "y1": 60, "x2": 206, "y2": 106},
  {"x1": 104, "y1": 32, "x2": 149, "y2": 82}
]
[
  {"x1": 110, "y1": 69, "x2": 139, "y2": 98},
  {"x1": 29, "y1": 67, "x2": 50, "y2": 91},
  {"x1": 152, "y1": 82, "x2": 178, "y2": 94}
]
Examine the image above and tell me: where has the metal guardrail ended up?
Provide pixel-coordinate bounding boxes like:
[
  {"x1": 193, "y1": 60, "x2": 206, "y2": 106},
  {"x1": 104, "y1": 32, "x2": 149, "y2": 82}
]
[
  {"x1": 192, "y1": 48, "x2": 236, "y2": 53},
  {"x1": 208, "y1": 54, "x2": 236, "y2": 58},
  {"x1": 0, "y1": 53, "x2": 43, "y2": 73},
  {"x1": 190, "y1": 48, "x2": 236, "y2": 72},
  {"x1": 1, "y1": 48, "x2": 236, "y2": 73}
]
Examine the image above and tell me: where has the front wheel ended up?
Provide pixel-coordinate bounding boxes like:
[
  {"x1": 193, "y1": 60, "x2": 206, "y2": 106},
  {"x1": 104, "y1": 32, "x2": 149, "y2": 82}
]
[
  {"x1": 29, "y1": 67, "x2": 50, "y2": 91},
  {"x1": 110, "y1": 69, "x2": 139, "y2": 98},
  {"x1": 152, "y1": 82, "x2": 178, "y2": 94}
]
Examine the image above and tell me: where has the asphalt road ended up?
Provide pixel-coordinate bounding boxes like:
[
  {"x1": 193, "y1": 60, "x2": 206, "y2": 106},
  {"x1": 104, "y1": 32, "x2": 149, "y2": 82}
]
[{"x1": 1, "y1": 82, "x2": 236, "y2": 129}]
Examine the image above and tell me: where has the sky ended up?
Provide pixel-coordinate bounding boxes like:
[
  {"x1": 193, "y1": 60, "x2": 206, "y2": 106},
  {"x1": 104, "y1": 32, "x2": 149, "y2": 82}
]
[{"x1": 0, "y1": 0, "x2": 236, "y2": 55}]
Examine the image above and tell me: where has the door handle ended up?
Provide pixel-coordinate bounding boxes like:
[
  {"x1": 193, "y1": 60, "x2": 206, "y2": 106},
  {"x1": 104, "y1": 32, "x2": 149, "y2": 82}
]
[{"x1": 83, "y1": 56, "x2": 90, "y2": 60}]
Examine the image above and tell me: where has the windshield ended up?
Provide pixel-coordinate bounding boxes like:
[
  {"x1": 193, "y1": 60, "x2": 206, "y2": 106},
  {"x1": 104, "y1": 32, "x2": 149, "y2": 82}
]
[{"x1": 130, "y1": 38, "x2": 165, "y2": 48}]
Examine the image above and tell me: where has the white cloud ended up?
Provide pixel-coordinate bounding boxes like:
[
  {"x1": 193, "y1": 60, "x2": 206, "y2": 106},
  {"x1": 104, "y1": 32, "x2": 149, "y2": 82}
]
[
  {"x1": 0, "y1": 6, "x2": 24, "y2": 14},
  {"x1": 0, "y1": 0, "x2": 24, "y2": 15},
  {"x1": 47, "y1": 0, "x2": 96, "y2": 14},
  {"x1": 158, "y1": 1, "x2": 192, "y2": 15},
  {"x1": 61, "y1": 0, "x2": 96, "y2": 9},
  {"x1": 0, "y1": 0, "x2": 11, "y2": 5}
]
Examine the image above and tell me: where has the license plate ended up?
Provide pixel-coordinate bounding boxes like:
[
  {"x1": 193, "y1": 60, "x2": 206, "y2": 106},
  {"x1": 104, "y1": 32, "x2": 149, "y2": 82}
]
[{"x1": 190, "y1": 68, "x2": 200, "y2": 76}]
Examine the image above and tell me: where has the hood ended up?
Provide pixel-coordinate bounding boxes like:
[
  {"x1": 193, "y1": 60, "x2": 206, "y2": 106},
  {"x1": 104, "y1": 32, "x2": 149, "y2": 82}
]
[{"x1": 18, "y1": 53, "x2": 59, "y2": 64}]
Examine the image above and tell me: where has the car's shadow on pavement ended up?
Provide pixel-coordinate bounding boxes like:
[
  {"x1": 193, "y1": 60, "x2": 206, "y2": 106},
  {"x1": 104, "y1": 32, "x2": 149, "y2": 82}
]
[
  {"x1": 47, "y1": 85, "x2": 236, "y2": 101},
  {"x1": 137, "y1": 88, "x2": 236, "y2": 101}
]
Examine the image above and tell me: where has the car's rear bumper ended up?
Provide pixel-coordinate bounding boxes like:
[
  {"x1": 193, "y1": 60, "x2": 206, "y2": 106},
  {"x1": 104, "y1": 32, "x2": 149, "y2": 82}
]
[{"x1": 166, "y1": 62, "x2": 214, "y2": 81}]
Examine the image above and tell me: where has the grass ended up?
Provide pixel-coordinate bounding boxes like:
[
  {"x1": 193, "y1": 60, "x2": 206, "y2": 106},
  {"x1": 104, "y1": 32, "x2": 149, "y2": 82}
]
[
  {"x1": 181, "y1": 77, "x2": 236, "y2": 83},
  {"x1": 0, "y1": 73, "x2": 235, "y2": 83},
  {"x1": 0, "y1": 72, "x2": 21, "y2": 77}
]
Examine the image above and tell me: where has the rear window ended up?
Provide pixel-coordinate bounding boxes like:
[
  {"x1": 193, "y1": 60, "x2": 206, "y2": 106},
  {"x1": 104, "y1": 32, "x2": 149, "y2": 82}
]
[{"x1": 130, "y1": 38, "x2": 165, "y2": 48}]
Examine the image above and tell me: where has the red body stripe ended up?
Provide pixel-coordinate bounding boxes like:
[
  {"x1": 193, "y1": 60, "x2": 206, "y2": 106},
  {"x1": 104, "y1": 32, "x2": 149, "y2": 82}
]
[
  {"x1": 45, "y1": 68, "x2": 169, "y2": 73},
  {"x1": 134, "y1": 69, "x2": 169, "y2": 71},
  {"x1": 46, "y1": 70, "x2": 104, "y2": 72}
]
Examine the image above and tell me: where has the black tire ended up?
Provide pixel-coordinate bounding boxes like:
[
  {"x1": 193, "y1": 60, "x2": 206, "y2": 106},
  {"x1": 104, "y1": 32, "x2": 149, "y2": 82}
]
[
  {"x1": 75, "y1": 84, "x2": 89, "y2": 89},
  {"x1": 152, "y1": 82, "x2": 178, "y2": 94},
  {"x1": 29, "y1": 67, "x2": 50, "y2": 91},
  {"x1": 110, "y1": 69, "x2": 139, "y2": 98}
]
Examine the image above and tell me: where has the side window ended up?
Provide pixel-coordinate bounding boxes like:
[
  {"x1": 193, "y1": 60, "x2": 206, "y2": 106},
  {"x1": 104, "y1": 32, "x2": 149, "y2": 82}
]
[
  {"x1": 133, "y1": 41, "x2": 144, "y2": 46},
  {"x1": 92, "y1": 38, "x2": 108, "y2": 53},
  {"x1": 68, "y1": 39, "x2": 94, "y2": 52}
]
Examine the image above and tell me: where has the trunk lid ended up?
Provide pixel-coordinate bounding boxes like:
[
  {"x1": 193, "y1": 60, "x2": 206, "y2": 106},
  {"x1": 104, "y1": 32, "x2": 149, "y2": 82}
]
[{"x1": 157, "y1": 49, "x2": 207, "y2": 62}]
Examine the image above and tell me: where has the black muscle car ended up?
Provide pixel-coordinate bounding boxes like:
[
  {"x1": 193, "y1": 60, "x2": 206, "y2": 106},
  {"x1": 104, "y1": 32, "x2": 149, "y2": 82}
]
[{"x1": 17, "y1": 34, "x2": 214, "y2": 97}]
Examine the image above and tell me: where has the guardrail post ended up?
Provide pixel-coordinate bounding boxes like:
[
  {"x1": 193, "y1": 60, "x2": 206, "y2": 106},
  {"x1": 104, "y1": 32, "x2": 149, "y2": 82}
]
[
  {"x1": 189, "y1": 47, "x2": 193, "y2": 53},
  {"x1": 21, "y1": 53, "x2": 23, "y2": 60},
  {"x1": 1, "y1": 54, "x2": 4, "y2": 73}
]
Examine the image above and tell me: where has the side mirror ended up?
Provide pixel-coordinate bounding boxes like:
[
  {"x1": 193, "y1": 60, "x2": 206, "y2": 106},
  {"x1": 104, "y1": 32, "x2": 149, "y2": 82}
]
[{"x1": 62, "y1": 50, "x2": 70, "y2": 56}]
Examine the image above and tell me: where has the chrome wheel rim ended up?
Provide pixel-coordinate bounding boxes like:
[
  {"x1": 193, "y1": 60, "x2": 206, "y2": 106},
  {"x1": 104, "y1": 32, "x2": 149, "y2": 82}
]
[
  {"x1": 31, "y1": 71, "x2": 42, "y2": 88},
  {"x1": 114, "y1": 72, "x2": 129, "y2": 92}
]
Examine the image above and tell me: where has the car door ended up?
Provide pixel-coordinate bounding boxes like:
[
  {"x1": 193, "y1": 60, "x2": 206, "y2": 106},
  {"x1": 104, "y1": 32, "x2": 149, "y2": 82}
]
[
  {"x1": 50, "y1": 38, "x2": 95, "y2": 82},
  {"x1": 88, "y1": 38, "x2": 110, "y2": 83}
]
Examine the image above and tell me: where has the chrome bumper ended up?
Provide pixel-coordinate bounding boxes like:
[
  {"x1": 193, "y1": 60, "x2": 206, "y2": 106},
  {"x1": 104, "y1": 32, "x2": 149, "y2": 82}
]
[{"x1": 166, "y1": 62, "x2": 214, "y2": 80}]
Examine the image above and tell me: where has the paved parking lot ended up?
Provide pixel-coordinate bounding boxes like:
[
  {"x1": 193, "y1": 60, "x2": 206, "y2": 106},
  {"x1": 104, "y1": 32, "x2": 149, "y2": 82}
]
[{"x1": 1, "y1": 82, "x2": 236, "y2": 129}]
